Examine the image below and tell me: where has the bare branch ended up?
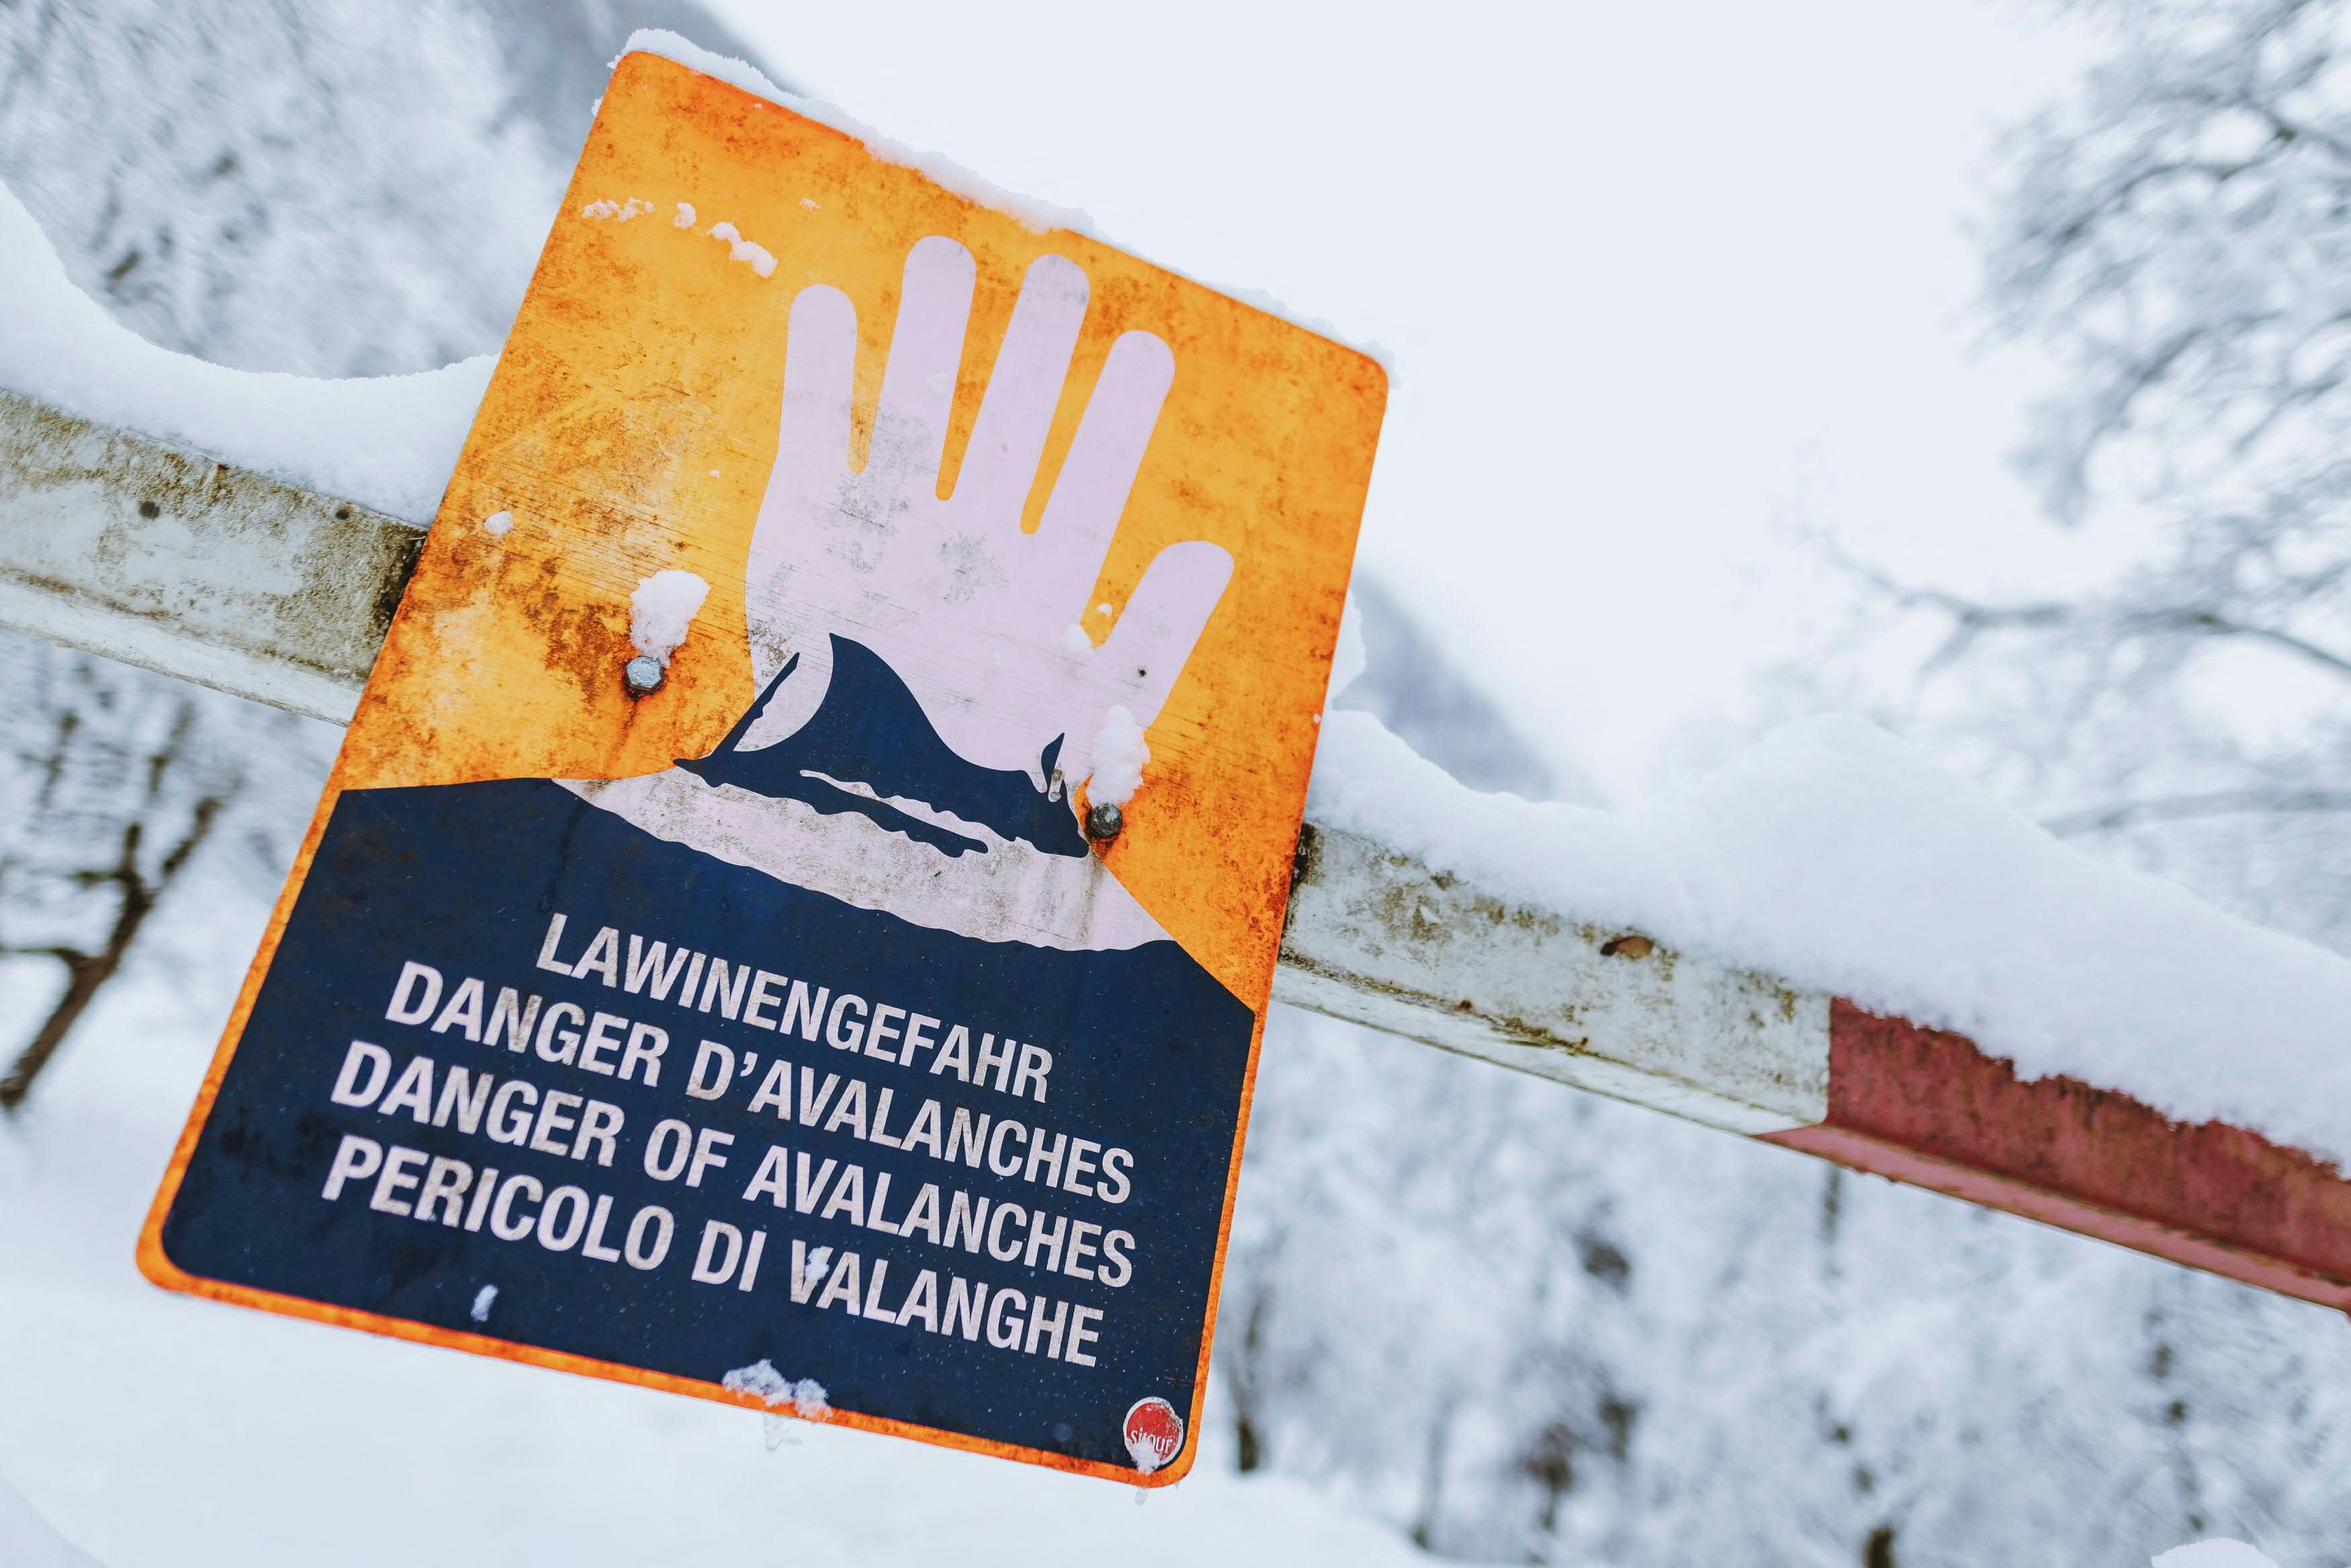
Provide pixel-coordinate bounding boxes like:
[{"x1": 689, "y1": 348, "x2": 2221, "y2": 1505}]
[
  {"x1": 1870, "y1": 578, "x2": 2351, "y2": 684},
  {"x1": 0, "y1": 943, "x2": 92, "y2": 963},
  {"x1": 2043, "y1": 788, "x2": 2351, "y2": 837},
  {"x1": 0, "y1": 759, "x2": 231, "y2": 1111}
]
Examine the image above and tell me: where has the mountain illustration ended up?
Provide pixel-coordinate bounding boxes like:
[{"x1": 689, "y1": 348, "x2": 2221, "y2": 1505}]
[{"x1": 678, "y1": 634, "x2": 1091, "y2": 861}]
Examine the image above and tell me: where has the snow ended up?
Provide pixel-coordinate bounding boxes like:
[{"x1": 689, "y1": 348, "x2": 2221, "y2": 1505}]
[
  {"x1": 1124, "y1": 1399, "x2": 1184, "y2": 1475},
  {"x1": 0, "y1": 180, "x2": 489, "y2": 526},
  {"x1": 616, "y1": 30, "x2": 1389, "y2": 369},
  {"x1": 703, "y1": 220, "x2": 776, "y2": 279},
  {"x1": 1309, "y1": 710, "x2": 2351, "y2": 1168},
  {"x1": 480, "y1": 510, "x2": 513, "y2": 538},
  {"x1": 1327, "y1": 590, "x2": 1367, "y2": 707},
  {"x1": 1088, "y1": 706, "x2": 1149, "y2": 809},
  {"x1": 673, "y1": 201, "x2": 696, "y2": 229},
  {"x1": 723, "y1": 1360, "x2": 830, "y2": 1420},
  {"x1": 627, "y1": 571, "x2": 711, "y2": 668},
  {"x1": 720, "y1": 1358, "x2": 828, "y2": 1449},
  {"x1": 797, "y1": 1244, "x2": 834, "y2": 1293},
  {"x1": 0, "y1": 1474, "x2": 100, "y2": 1567},
  {"x1": 721, "y1": 1358, "x2": 789, "y2": 1402},
  {"x1": 2154, "y1": 1545, "x2": 2280, "y2": 1568},
  {"x1": 580, "y1": 197, "x2": 653, "y2": 221},
  {"x1": 468, "y1": 1284, "x2": 497, "y2": 1322}
]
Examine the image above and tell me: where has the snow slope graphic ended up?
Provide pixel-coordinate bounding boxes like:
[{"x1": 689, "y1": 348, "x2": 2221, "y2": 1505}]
[{"x1": 567, "y1": 631, "x2": 1170, "y2": 952}]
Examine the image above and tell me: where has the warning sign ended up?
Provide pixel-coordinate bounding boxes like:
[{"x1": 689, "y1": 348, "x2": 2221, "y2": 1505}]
[{"x1": 140, "y1": 46, "x2": 1384, "y2": 1485}]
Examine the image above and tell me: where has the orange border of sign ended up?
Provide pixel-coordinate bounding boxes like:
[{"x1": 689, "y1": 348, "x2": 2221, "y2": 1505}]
[{"x1": 140, "y1": 48, "x2": 1385, "y2": 1487}]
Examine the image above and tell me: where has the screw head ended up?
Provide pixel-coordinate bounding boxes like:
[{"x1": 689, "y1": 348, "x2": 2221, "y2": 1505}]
[
  {"x1": 1084, "y1": 801, "x2": 1124, "y2": 843},
  {"x1": 623, "y1": 655, "x2": 665, "y2": 696}
]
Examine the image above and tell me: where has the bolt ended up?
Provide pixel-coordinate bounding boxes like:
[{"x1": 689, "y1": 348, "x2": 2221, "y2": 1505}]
[
  {"x1": 1085, "y1": 801, "x2": 1124, "y2": 843},
  {"x1": 623, "y1": 655, "x2": 665, "y2": 696}
]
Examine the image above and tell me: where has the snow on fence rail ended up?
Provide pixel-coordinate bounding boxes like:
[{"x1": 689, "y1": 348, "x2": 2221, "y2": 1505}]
[{"x1": 9, "y1": 379, "x2": 2351, "y2": 1315}]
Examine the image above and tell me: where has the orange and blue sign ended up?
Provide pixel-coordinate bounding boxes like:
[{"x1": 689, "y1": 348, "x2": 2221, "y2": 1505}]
[{"x1": 141, "y1": 45, "x2": 1384, "y2": 1484}]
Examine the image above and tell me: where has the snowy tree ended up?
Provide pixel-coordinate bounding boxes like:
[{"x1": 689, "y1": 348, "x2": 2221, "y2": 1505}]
[
  {"x1": 0, "y1": 640, "x2": 320, "y2": 1107},
  {"x1": 1229, "y1": 9, "x2": 2351, "y2": 1559},
  {"x1": 1598, "y1": 1, "x2": 2351, "y2": 1559},
  {"x1": 0, "y1": 0, "x2": 764, "y2": 379},
  {"x1": 1861, "y1": 0, "x2": 2351, "y2": 950},
  {"x1": 0, "y1": 0, "x2": 766, "y2": 1099}
]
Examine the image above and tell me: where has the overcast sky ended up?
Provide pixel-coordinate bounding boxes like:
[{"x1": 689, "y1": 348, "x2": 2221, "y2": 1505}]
[{"x1": 709, "y1": 1, "x2": 2100, "y2": 799}]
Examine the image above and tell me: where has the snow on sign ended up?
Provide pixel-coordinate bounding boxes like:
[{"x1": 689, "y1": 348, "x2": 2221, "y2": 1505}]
[{"x1": 138, "y1": 45, "x2": 1384, "y2": 1485}]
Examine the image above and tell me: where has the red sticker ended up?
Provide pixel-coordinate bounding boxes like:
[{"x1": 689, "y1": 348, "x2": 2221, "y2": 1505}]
[{"x1": 1123, "y1": 1397, "x2": 1185, "y2": 1474}]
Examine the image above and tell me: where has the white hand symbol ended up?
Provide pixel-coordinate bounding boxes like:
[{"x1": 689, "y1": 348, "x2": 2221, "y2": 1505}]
[{"x1": 738, "y1": 235, "x2": 1233, "y2": 796}]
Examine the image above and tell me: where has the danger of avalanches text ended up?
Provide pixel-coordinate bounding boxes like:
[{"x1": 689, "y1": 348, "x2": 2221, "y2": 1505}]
[{"x1": 306, "y1": 912, "x2": 1145, "y2": 1369}]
